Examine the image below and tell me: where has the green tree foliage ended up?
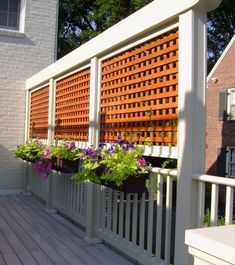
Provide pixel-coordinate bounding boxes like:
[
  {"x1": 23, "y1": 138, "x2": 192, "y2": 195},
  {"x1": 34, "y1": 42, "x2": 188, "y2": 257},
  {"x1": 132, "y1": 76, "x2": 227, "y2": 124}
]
[
  {"x1": 58, "y1": 0, "x2": 152, "y2": 58},
  {"x1": 207, "y1": 0, "x2": 235, "y2": 72},
  {"x1": 58, "y1": 0, "x2": 235, "y2": 73}
]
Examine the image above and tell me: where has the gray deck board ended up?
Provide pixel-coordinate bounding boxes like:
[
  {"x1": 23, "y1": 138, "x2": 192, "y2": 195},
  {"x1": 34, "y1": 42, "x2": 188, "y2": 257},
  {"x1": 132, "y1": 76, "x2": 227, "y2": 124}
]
[
  {"x1": 0, "y1": 195, "x2": 134, "y2": 265},
  {"x1": 0, "y1": 199, "x2": 54, "y2": 265},
  {"x1": 0, "y1": 254, "x2": 7, "y2": 265},
  {"x1": 11, "y1": 197, "x2": 97, "y2": 265}
]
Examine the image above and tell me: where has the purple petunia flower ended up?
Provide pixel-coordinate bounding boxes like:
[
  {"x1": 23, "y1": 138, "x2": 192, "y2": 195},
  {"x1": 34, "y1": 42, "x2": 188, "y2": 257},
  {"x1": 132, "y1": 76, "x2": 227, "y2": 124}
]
[
  {"x1": 136, "y1": 157, "x2": 147, "y2": 167},
  {"x1": 107, "y1": 147, "x2": 115, "y2": 154},
  {"x1": 128, "y1": 143, "x2": 135, "y2": 149},
  {"x1": 91, "y1": 152, "x2": 97, "y2": 158},
  {"x1": 97, "y1": 154, "x2": 104, "y2": 160},
  {"x1": 122, "y1": 144, "x2": 128, "y2": 150},
  {"x1": 64, "y1": 141, "x2": 76, "y2": 150}
]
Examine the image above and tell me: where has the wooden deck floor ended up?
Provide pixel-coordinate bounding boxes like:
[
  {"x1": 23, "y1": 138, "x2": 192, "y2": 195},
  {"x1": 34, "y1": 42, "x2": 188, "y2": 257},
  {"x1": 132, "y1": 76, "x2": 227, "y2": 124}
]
[{"x1": 0, "y1": 194, "x2": 134, "y2": 265}]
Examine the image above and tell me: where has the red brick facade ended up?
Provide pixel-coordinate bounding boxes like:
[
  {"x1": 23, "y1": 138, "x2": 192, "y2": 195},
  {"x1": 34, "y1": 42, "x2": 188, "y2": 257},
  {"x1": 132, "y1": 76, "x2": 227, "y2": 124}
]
[{"x1": 206, "y1": 36, "x2": 235, "y2": 176}]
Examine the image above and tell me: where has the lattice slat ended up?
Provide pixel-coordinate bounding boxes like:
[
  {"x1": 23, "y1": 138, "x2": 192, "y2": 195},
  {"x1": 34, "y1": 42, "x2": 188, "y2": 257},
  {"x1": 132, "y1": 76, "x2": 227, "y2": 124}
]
[
  {"x1": 100, "y1": 29, "x2": 178, "y2": 146},
  {"x1": 30, "y1": 86, "x2": 49, "y2": 139},
  {"x1": 55, "y1": 68, "x2": 90, "y2": 141}
]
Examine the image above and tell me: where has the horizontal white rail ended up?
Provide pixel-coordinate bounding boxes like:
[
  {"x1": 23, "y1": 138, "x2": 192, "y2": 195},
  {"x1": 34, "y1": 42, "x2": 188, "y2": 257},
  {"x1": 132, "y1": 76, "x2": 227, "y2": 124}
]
[
  {"x1": 151, "y1": 167, "x2": 177, "y2": 177},
  {"x1": 193, "y1": 174, "x2": 235, "y2": 187}
]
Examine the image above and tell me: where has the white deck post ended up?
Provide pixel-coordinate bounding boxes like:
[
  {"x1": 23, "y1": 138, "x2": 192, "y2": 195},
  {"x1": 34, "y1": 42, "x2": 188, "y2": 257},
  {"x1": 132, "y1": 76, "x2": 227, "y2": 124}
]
[
  {"x1": 174, "y1": 6, "x2": 207, "y2": 265},
  {"x1": 47, "y1": 78, "x2": 55, "y2": 145},
  {"x1": 85, "y1": 57, "x2": 102, "y2": 243},
  {"x1": 24, "y1": 90, "x2": 30, "y2": 142},
  {"x1": 88, "y1": 57, "x2": 99, "y2": 147},
  {"x1": 22, "y1": 90, "x2": 32, "y2": 195},
  {"x1": 45, "y1": 78, "x2": 57, "y2": 214}
]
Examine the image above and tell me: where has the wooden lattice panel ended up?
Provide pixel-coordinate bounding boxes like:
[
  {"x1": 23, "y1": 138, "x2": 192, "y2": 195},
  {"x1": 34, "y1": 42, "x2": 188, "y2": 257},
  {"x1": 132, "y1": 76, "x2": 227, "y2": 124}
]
[
  {"x1": 100, "y1": 29, "x2": 178, "y2": 146},
  {"x1": 55, "y1": 68, "x2": 90, "y2": 141},
  {"x1": 30, "y1": 86, "x2": 49, "y2": 139}
]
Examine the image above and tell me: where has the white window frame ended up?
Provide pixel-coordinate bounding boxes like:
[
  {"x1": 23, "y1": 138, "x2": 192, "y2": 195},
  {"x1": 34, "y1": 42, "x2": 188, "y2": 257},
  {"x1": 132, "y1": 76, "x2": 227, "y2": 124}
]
[
  {"x1": 0, "y1": 0, "x2": 25, "y2": 35},
  {"x1": 227, "y1": 88, "x2": 235, "y2": 121},
  {"x1": 226, "y1": 147, "x2": 235, "y2": 178}
]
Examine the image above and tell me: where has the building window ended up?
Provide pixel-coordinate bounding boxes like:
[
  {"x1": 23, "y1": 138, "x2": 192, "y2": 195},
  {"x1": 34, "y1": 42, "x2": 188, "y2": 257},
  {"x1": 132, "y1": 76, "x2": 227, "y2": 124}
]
[
  {"x1": 219, "y1": 88, "x2": 235, "y2": 121},
  {"x1": 0, "y1": 0, "x2": 21, "y2": 30},
  {"x1": 228, "y1": 90, "x2": 235, "y2": 120},
  {"x1": 227, "y1": 147, "x2": 235, "y2": 178}
]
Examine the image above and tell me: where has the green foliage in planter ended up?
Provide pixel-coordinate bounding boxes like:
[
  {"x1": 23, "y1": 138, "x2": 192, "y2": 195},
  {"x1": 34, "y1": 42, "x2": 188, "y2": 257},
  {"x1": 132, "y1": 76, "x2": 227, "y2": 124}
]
[
  {"x1": 72, "y1": 136, "x2": 150, "y2": 187},
  {"x1": 100, "y1": 144, "x2": 149, "y2": 187},
  {"x1": 14, "y1": 140, "x2": 45, "y2": 162},
  {"x1": 72, "y1": 146, "x2": 103, "y2": 184},
  {"x1": 51, "y1": 141, "x2": 81, "y2": 160}
]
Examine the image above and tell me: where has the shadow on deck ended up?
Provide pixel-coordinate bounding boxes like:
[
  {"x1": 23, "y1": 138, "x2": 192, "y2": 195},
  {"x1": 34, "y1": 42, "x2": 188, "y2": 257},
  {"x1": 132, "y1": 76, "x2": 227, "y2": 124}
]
[{"x1": 0, "y1": 194, "x2": 134, "y2": 265}]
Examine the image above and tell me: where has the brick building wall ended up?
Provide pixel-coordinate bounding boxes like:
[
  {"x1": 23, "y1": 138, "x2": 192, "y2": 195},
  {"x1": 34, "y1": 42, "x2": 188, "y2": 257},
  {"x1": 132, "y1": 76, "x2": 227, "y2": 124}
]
[
  {"x1": 0, "y1": 0, "x2": 58, "y2": 191},
  {"x1": 206, "y1": 37, "x2": 235, "y2": 176}
]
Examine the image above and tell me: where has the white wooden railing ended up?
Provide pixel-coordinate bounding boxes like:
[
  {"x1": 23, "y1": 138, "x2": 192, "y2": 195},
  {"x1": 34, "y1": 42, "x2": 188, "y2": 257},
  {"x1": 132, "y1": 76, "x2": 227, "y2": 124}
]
[
  {"x1": 51, "y1": 173, "x2": 87, "y2": 226},
  {"x1": 95, "y1": 167, "x2": 177, "y2": 265},
  {"x1": 26, "y1": 165, "x2": 177, "y2": 265},
  {"x1": 27, "y1": 165, "x2": 87, "y2": 227},
  {"x1": 26, "y1": 163, "x2": 235, "y2": 265},
  {"x1": 194, "y1": 174, "x2": 235, "y2": 227}
]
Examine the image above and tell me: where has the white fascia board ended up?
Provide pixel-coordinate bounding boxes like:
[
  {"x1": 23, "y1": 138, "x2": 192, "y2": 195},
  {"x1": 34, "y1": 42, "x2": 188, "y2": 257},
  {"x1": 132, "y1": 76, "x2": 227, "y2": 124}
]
[
  {"x1": 207, "y1": 34, "x2": 235, "y2": 81},
  {"x1": 26, "y1": 0, "x2": 221, "y2": 90}
]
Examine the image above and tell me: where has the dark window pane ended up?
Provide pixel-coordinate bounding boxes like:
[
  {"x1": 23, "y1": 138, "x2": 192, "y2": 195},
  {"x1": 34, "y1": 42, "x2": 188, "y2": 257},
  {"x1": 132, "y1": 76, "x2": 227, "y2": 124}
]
[
  {"x1": 8, "y1": 13, "x2": 17, "y2": 27},
  {"x1": 217, "y1": 147, "x2": 226, "y2": 177},
  {"x1": 9, "y1": 0, "x2": 19, "y2": 13},
  {"x1": 0, "y1": 12, "x2": 7, "y2": 26},
  {"x1": 219, "y1": 91, "x2": 228, "y2": 121},
  {"x1": 0, "y1": 0, "x2": 8, "y2": 12}
]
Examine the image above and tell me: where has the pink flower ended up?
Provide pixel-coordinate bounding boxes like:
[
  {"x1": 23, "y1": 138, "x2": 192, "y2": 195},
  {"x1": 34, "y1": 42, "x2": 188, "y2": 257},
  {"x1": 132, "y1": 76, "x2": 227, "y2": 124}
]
[
  {"x1": 136, "y1": 157, "x2": 147, "y2": 167},
  {"x1": 43, "y1": 175, "x2": 49, "y2": 180}
]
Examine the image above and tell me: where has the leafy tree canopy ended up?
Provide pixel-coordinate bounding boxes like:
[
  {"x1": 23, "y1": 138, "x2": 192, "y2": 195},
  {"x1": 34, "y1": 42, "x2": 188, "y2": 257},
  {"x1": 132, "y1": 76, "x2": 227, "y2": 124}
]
[
  {"x1": 58, "y1": 0, "x2": 152, "y2": 58},
  {"x1": 58, "y1": 0, "x2": 235, "y2": 73},
  {"x1": 207, "y1": 0, "x2": 235, "y2": 72}
]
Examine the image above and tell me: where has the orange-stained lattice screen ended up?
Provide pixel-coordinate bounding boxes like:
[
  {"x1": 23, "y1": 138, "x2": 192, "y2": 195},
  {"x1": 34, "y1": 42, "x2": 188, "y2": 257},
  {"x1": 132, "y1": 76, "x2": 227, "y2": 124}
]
[
  {"x1": 30, "y1": 86, "x2": 49, "y2": 139},
  {"x1": 55, "y1": 68, "x2": 90, "y2": 141},
  {"x1": 100, "y1": 29, "x2": 178, "y2": 146}
]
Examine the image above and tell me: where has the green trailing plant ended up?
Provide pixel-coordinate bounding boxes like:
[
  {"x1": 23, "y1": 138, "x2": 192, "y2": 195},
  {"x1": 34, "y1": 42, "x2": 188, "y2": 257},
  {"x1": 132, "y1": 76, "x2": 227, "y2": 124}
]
[
  {"x1": 72, "y1": 135, "x2": 150, "y2": 187},
  {"x1": 51, "y1": 141, "x2": 81, "y2": 161},
  {"x1": 100, "y1": 143, "x2": 149, "y2": 187},
  {"x1": 14, "y1": 140, "x2": 45, "y2": 162},
  {"x1": 14, "y1": 141, "x2": 81, "y2": 179},
  {"x1": 72, "y1": 145, "x2": 104, "y2": 184}
]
